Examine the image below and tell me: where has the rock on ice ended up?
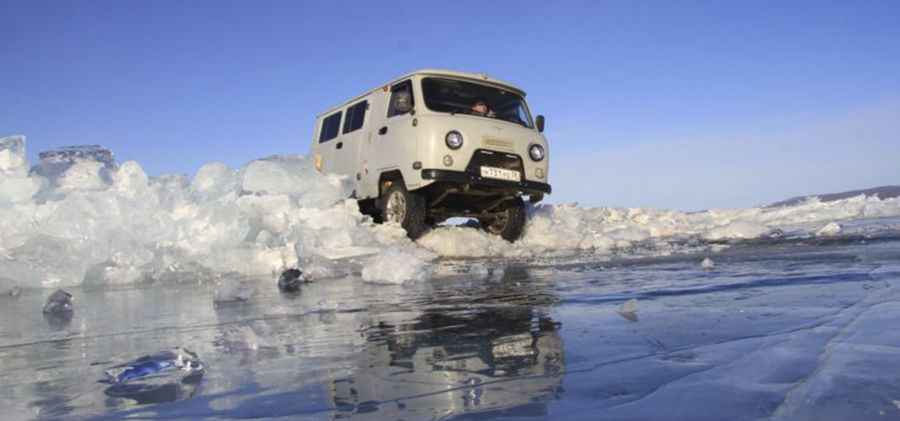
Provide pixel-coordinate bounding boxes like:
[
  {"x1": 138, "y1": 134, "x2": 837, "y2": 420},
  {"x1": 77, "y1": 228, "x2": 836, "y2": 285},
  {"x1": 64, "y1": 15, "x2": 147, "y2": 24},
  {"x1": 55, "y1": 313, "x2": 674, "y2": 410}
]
[
  {"x1": 277, "y1": 268, "x2": 306, "y2": 292},
  {"x1": 43, "y1": 289, "x2": 74, "y2": 314}
]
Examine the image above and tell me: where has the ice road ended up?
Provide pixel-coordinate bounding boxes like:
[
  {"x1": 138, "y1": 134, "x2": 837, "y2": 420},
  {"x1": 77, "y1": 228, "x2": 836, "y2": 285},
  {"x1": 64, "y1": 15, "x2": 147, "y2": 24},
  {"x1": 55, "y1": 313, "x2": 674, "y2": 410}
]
[{"x1": 2, "y1": 134, "x2": 900, "y2": 420}]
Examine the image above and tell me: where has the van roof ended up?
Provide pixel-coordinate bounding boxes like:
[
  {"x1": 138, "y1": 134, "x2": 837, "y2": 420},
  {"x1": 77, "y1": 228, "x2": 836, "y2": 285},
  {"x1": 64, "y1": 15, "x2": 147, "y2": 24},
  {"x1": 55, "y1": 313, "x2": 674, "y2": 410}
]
[{"x1": 316, "y1": 69, "x2": 527, "y2": 118}]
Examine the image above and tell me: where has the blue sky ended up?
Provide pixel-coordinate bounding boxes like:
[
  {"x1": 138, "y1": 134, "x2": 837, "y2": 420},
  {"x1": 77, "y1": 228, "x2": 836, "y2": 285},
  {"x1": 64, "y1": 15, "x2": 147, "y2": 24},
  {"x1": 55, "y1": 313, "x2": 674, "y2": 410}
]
[{"x1": 2, "y1": 1, "x2": 898, "y2": 210}]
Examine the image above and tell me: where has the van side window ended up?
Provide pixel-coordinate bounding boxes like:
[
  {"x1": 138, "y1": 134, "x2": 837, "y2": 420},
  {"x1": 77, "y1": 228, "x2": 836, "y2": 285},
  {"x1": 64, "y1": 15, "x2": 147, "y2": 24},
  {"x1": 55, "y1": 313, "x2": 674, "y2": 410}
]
[
  {"x1": 387, "y1": 80, "x2": 414, "y2": 118},
  {"x1": 342, "y1": 100, "x2": 368, "y2": 134},
  {"x1": 319, "y1": 111, "x2": 342, "y2": 143}
]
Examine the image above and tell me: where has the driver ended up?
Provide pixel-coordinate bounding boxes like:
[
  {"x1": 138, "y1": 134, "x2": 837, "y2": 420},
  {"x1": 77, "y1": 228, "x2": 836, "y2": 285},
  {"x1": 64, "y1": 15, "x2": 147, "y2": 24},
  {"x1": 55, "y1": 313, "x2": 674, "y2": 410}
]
[{"x1": 470, "y1": 99, "x2": 495, "y2": 117}]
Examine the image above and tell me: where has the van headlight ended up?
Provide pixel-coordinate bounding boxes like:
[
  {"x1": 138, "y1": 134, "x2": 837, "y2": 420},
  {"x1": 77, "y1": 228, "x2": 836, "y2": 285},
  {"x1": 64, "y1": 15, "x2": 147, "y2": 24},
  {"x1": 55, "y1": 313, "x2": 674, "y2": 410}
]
[
  {"x1": 445, "y1": 131, "x2": 463, "y2": 149},
  {"x1": 528, "y1": 144, "x2": 545, "y2": 161}
]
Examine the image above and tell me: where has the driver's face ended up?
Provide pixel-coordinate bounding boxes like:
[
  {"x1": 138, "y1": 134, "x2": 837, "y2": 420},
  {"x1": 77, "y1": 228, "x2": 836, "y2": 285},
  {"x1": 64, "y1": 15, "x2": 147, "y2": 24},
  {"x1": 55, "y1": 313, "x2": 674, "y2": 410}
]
[{"x1": 472, "y1": 102, "x2": 487, "y2": 113}]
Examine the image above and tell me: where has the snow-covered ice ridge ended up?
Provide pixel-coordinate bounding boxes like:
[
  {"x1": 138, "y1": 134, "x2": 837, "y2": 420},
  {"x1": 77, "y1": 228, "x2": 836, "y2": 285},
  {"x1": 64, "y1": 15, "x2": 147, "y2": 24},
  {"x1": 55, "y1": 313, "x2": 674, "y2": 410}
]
[{"x1": 2, "y1": 135, "x2": 899, "y2": 288}]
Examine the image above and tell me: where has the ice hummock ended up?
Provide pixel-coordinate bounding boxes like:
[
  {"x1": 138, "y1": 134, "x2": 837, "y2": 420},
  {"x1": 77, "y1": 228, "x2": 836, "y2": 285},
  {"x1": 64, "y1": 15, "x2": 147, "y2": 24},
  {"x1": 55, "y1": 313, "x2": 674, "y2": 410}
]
[
  {"x1": 31, "y1": 144, "x2": 118, "y2": 191},
  {"x1": 0, "y1": 135, "x2": 28, "y2": 175},
  {"x1": 2, "y1": 135, "x2": 900, "y2": 289},
  {"x1": 0, "y1": 135, "x2": 42, "y2": 205}
]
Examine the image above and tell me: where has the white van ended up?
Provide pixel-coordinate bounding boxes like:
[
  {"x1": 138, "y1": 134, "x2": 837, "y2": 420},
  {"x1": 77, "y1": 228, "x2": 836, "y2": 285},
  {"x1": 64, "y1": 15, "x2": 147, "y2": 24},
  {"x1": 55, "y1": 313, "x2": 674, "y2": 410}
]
[{"x1": 311, "y1": 69, "x2": 551, "y2": 242}]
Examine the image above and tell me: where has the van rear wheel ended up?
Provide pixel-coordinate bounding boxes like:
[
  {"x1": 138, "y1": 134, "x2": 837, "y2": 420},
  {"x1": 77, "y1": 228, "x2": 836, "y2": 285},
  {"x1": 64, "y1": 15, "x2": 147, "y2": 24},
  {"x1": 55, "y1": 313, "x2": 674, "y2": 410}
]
[
  {"x1": 379, "y1": 184, "x2": 428, "y2": 240},
  {"x1": 480, "y1": 197, "x2": 527, "y2": 242}
]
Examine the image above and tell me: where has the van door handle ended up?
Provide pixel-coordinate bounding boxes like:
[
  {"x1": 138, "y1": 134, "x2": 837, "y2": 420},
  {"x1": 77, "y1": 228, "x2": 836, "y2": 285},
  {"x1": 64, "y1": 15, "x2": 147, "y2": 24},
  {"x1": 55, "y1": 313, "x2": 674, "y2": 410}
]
[
  {"x1": 336, "y1": 142, "x2": 343, "y2": 150},
  {"x1": 378, "y1": 126, "x2": 388, "y2": 135}
]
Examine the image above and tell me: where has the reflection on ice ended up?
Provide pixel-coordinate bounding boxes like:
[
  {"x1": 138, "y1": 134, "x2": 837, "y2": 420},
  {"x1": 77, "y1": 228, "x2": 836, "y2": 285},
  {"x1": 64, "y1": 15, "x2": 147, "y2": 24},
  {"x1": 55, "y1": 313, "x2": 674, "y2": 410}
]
[{"x1": 331, "y1": 299, "x2": 564, "y2": 419}]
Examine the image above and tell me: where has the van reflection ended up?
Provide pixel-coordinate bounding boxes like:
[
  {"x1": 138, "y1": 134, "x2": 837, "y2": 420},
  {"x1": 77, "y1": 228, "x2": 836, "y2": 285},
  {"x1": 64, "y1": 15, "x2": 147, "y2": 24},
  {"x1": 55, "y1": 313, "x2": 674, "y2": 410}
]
[{"x1": 330, "y1": 301, "x2": 564, "y2": 419}]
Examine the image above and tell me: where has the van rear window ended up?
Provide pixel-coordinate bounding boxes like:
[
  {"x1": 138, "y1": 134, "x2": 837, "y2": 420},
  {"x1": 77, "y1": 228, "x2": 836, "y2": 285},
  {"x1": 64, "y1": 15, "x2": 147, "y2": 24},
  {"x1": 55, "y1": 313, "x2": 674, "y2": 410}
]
[
  {"x1": 319, "y1": 112, "x2": 342, "y2": 143},
  {"x1": 342, "y1": 101, "x2": 367, "y2": 134}
]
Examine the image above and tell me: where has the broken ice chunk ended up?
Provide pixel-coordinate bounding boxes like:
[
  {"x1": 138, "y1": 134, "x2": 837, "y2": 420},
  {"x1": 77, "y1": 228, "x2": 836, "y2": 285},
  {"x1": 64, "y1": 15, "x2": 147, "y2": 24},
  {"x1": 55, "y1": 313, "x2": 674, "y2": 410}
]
[
  {"x1": 191, "y1": 162, "x2": 238, "y2": 201},
  {"x1": 0, "y1": 135, "x2": 28, "y2": 176},
  {"x1": 0, "y1": 135, "x2": 42, "y2": 204},
  {"x1": 617, "y1": 298, "x2": 639, "y2": 322},
  {"x1": 816, "y1": 222, "x2": 842, "y2": 237},
  {"x1": 42, "y1": 289, "x2": 73, "y2": 314},
  {"x1": 701, "y1": 257, "x2": 715, "y2": 270}
]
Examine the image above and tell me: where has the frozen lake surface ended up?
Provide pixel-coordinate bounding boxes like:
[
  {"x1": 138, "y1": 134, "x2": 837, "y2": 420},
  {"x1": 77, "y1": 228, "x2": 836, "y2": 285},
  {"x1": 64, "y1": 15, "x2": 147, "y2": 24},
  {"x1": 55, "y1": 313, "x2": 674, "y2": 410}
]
[
  {"x1": 3, "y1": 236, "x2": 900, "y2": 421},
  {"x1": 4, "y1": 135, "x2": 900, "y2": 419}
]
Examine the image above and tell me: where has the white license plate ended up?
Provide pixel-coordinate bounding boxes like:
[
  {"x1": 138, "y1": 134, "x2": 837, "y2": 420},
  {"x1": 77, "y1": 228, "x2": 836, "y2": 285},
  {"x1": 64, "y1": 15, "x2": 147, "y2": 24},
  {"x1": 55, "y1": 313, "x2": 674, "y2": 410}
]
[{"x1": 480, "y1": 166, "x2": 521, "y2": 182}]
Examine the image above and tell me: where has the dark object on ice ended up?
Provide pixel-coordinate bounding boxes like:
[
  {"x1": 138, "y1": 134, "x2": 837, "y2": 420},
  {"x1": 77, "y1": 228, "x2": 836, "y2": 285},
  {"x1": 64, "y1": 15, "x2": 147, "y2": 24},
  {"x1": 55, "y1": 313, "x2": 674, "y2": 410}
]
[
  {"x1": 102, "y1": 348, "x2": 204, "y2": 404},
  {"x1": 103, "y1": 348, "x2": 204, "y2": 385},
  {"x1": 43, "y1": 289, "x2": 73, "y2": 314},
  {"x1": 278, "y1": 268, "x2": 307, "y2": 292},
  {"x1": 462, "y1": 219, "x2": 481, "y2": 229},
  {"x1": 43, "y1": 289, "x2": 74, "y2": 329}
]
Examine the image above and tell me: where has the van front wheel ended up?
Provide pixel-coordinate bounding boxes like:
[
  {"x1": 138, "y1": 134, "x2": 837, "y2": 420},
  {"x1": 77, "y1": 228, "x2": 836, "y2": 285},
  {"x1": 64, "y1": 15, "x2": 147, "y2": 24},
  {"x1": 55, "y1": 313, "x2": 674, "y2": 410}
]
[
  {"x1": 379, "y1": 184, "x2": 428, "y2": 240},
  {"x1": 480, "y1": 197, "x2": 527, "y2": 242}
]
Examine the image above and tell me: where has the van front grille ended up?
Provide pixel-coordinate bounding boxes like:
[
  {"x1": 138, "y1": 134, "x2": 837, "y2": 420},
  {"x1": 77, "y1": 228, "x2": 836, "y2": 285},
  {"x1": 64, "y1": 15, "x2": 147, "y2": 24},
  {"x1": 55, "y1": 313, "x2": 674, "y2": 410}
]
[{"x1": 465, "y1": 149, "x2": 524, "y2": 173}]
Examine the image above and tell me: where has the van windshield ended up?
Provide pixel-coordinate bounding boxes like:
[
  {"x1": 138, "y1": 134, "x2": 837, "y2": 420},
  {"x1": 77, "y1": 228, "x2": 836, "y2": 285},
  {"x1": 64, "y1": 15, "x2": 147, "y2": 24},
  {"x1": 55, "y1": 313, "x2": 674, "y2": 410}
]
[{"x1": 422, "y1": 77, "x2": 534, "y2": 129}]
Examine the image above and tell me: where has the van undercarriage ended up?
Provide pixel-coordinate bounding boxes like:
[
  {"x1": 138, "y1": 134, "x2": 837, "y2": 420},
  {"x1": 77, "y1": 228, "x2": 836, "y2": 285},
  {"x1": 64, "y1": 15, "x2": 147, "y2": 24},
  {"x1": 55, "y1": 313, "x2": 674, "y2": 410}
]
[
  {"x1": 360, "y1": 152, "x2": 551, "y2": 242},
  {"x1": 418, "y1": 173, "x2": 549, "y2": 220}
]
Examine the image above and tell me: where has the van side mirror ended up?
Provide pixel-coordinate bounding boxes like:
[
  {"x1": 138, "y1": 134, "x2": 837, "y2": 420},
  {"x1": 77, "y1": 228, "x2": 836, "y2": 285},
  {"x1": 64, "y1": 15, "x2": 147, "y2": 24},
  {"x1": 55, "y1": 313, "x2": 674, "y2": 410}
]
[{"x1": 536, "y1": 115, "x2": 545, "y2": 133}]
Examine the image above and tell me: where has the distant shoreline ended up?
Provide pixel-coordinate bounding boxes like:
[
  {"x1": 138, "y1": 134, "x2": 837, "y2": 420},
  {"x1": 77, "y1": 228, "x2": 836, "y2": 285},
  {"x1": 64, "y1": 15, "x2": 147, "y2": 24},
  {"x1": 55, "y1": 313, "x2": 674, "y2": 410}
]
[{"x1": 768, "y1": 185, "x2": 900, "y2": 208}]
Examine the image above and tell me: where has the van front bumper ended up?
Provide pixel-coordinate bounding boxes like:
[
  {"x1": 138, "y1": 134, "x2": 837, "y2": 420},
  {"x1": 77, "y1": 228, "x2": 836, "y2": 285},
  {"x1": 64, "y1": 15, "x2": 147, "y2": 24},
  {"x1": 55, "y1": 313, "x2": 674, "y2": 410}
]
[{"x1": 421, "y1": 169, "x2": 552, "y2": 194}]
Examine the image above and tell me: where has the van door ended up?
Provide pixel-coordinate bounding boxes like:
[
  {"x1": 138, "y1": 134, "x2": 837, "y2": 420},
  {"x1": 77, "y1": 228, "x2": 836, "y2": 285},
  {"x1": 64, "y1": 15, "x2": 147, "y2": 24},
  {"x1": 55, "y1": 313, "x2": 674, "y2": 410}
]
[
  {"x1": 358, "y1": 89, "x2": 387, "y2": 199},
  {"x1": 331, "y1": 99, "x2": 369, "y2": 194},
  {"x1": 316, "y1": 110, "x2": 343, "y2": 174},
  {"x1": 364, "y1": 79, "x2": 418, "y2": 195}
]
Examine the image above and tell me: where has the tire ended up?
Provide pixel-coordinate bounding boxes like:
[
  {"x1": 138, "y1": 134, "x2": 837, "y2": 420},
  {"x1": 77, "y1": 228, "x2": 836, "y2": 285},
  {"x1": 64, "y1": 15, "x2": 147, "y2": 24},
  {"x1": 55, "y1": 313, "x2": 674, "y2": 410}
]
[
  {"x1": 480, "y1": 197, "x2": 527, "y2": 242},
  {"x1": 378, "y1": 184, "x2": 428, "y2": 240}
]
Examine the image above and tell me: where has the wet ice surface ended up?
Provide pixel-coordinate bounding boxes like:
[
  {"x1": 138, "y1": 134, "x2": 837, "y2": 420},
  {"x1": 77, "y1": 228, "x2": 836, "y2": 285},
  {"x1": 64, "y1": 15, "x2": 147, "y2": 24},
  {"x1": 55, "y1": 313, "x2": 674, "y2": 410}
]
[{"x1": 2, "y1": 238, "x2": 900, "y2": 420}]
